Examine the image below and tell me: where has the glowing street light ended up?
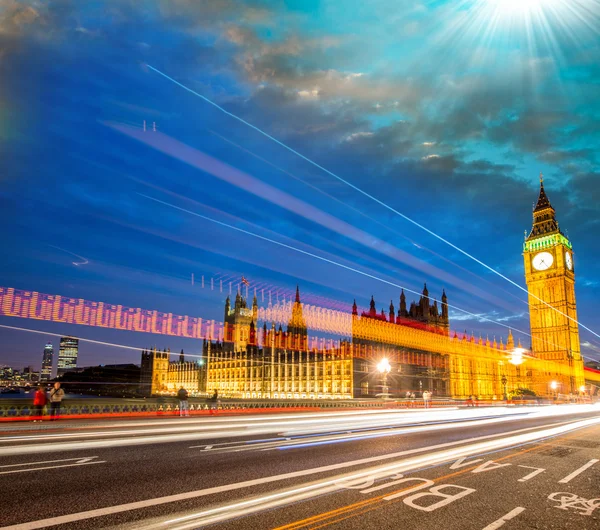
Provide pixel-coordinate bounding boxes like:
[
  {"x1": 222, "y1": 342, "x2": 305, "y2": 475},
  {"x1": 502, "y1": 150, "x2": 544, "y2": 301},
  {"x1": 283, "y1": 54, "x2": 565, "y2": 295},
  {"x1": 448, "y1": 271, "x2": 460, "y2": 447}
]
[
  {"x1": 377, "y1": 358, "x2": 391, "y2": 400},
  {"x1": 509, "y1": 347, "x2": 526, "y2": 366},
  {"x1": 550, "y1": 380, "x2": 559, "y2": 400}
]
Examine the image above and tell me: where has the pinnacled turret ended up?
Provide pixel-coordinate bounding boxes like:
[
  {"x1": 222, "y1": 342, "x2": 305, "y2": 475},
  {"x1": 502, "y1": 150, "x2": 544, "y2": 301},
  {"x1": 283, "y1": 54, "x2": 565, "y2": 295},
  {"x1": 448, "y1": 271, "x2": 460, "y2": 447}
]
[
  {"x1": 399, "y1": 289, "x2": 407, "y2": 317},
  {"x1": 352, "y1": 299, "x2": 358, "y2": 316},
  {"x1": 507, "y1": 329, "x2": 514, "y2": 350},
  {"x1": 224, "y1": 295, "x2": 231, "y2": 322},
  {"x1": 421, "y1": 283, "x2": 430, "y2": 316},
  {"x1": 369, "y1": 295, "x2": 377, "y2": 317},
  {"x1": 252, "y1": 292, "x2": 258, "y2": 322},
  {"x1": 441, "y1": 289, "x2": 448, "y2": 319},
  {"x1": 409, "y1": 301, "x2": 417, "y2": 318},
  {"x1": 380, "y1": 308, "x2": 387, "y2": 321},
  {"x1": 389, "y1": 300, "x2": 395, "y2": 322},
  {"x1": 179, "y1": 349, "x2": 184, "y2": 363}
]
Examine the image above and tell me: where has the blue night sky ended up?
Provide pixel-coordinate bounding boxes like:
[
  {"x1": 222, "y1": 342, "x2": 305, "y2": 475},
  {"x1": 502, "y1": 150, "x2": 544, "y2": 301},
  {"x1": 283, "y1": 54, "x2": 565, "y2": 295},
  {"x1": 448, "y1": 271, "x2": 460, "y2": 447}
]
[{"x1": 1, "y1": 0, "x2": 599, "y2": 369}]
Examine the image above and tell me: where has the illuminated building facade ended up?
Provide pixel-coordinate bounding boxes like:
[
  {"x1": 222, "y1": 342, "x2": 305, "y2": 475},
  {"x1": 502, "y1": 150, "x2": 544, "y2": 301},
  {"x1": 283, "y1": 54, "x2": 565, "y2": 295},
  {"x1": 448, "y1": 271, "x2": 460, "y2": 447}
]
[
  {"x1": 41, "y1": 342, "x2": 53, "y2": 380},
  {"x1": 140, "y1": 348, "x2": 206, "y2": 395},
  {"x1": 57, "y1": 336, "x2": 79, "y2": 376},
  {"x1": 523, "y1": 175, "x2": 585, "y2": 394},
  {"x1": 140, "y1": 288, "x2": 353, "y2": 398}
]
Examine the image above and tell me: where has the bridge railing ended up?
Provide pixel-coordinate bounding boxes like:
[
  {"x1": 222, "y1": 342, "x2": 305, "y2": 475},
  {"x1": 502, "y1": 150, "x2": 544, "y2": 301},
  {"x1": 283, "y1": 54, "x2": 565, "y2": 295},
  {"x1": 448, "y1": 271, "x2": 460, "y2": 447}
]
[
  {"x1": 0, "y1": 395, "x2": 582, "y2": 422},
  {"x1": 0, "y1": 397, "x2": 456, "y2": 420}
]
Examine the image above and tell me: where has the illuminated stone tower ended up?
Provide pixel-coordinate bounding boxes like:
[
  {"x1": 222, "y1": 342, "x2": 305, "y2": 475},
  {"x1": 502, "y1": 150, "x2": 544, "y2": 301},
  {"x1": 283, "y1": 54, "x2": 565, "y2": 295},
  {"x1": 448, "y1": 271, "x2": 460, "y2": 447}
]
[
  {"x1": 287, "y1": 286, "x2": 308, "y2": 350},
  {"x1": 523, "y1": 174, "x2": 584, "y2": 394},
  {"x1": 224, "y1": 290, "x2": 257, "y2": 352}
]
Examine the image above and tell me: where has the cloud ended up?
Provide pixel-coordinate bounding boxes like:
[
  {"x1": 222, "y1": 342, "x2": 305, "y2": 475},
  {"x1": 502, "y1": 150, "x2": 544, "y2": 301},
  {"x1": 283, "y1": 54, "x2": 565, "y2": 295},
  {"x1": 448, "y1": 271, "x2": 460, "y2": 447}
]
[{"x1": 0, "y1": 1, "x2": 41, "y2": 35}]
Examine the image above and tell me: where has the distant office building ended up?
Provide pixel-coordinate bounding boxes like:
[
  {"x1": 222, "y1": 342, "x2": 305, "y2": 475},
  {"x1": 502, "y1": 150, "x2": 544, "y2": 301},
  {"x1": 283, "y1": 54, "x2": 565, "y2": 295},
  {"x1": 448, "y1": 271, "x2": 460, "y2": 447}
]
[
  {"x1": 57, "y1": 336, "x2": 79, "y2": 376},
  {"x1": 41, "y1": 342, "x2": 53, "y2": 380},
  {"x1": 22, "y1": 366, "x2": 40, "y2": 383}
]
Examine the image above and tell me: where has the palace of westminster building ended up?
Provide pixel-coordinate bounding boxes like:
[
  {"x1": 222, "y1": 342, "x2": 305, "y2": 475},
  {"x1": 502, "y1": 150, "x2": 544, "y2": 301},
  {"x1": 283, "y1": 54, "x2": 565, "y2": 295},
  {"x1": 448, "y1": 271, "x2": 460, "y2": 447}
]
[{"x1": 140, "y1": 177, "x2": 591, "y2": 399}]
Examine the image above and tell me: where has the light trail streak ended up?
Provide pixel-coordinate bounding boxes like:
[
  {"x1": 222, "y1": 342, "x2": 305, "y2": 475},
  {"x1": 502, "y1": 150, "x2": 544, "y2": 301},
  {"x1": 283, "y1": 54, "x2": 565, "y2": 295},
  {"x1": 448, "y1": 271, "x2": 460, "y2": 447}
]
[
  {"x1": 0, "y1": 323, "x2": 204, "y2": 360},
  {"x1": 47, "y1": 245, "x2": 89, "y2": 266},
  {"x1": 145, "y1": 64, "x2": 600, "y2": 341},
  {"x1": 109, "y1": 122, "x2": 509, "y2": 311},
  {"x1": 138, "y1": 194, "x2": 550, "y2": 345},
  {"x1": 3, "y1": 406, "x2": 596, "y2": 457},
  {"x1": 154, "y1": 416, "x2": 600, "y2": 529},
  {"x1": 2, "y1": 409, "x2": 598, "y2": 530},
  {"x1": 207, "y1": 129, "x2": 528, "y2": 308}
]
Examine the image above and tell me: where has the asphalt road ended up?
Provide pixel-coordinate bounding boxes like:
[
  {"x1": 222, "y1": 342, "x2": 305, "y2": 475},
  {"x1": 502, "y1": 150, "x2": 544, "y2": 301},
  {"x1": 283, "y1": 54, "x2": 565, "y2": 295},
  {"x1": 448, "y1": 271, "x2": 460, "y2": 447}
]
[{"x1": 1, "y1": 405, "x2": 599, "y2": 530}]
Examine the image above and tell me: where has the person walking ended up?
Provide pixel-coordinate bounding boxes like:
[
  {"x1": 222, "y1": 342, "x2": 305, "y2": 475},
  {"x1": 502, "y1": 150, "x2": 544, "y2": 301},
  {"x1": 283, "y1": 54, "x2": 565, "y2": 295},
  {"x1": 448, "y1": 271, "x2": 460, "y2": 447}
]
[
  {"x1": 423, "y1": 390, "x2": 431, "y2": 409},
  {"x1": 177, "y1": 386, "x2": 190, "y2": 417},
  {"x1": 49, "y1": 382, "x2": 65, "y2": 420},
  {"x1": 32, "y1": 385, "x2": 47, "y2": 422},
  {"x1": 209, "y1": 390, "x2": 219, "y2": 415}
]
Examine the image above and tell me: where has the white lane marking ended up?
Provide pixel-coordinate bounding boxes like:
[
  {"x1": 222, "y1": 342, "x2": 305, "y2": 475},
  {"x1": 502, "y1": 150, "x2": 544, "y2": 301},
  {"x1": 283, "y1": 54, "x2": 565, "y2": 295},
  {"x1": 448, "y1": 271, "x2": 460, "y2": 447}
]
[
  {"x1": 203, "y1": 446, "x2": 213, "y2": 451},
  {"x1": 471, "y1": 461, "x2": 511, "y2": 474},
  {"x1": 0, "y1": 457, "x2": 99, "y2": 469},
  {"x1": 558, "y1": 459, "x2": 599, "y2": 484},
  {"x1": 481, "y1": 507, "x2": 526, "y2": 529},
  {"x1": 3, "y1": 417, "x2": 600, "y2": 530},
  {"x1": 517, "y1": 465, "x2": 545, "y2": 482},
  {"x1": 450, "y1": 456, "x2": 483, "y2": 469},
  {"x1": 0, "y1": 460, "x2": 105, "y2": 476}
]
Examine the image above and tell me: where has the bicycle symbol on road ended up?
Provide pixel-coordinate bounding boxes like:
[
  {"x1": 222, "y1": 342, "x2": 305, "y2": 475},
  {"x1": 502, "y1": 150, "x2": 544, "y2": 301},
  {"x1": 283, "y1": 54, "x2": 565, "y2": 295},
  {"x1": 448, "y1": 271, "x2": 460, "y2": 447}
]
[{"x1": 548, "y1": 492, "x2": 600, "y2": 516}]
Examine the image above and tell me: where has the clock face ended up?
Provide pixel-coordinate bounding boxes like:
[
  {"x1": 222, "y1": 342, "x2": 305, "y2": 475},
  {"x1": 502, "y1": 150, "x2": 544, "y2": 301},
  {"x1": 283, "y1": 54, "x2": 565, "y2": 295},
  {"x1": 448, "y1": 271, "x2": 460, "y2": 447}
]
[
  {"x1": 532, "y1": 251, "x2": 554, "y2": 271},
  {"x1": 565, "y1": 251, "x2": 573, "y2": 270}
]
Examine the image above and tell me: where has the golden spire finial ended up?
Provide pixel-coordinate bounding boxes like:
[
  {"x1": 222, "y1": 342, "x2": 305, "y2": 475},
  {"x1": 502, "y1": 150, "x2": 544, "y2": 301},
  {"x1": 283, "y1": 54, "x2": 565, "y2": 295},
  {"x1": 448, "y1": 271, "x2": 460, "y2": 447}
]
[{"x1": 539, "y1": 171, "x2": 543, "y2": 184}]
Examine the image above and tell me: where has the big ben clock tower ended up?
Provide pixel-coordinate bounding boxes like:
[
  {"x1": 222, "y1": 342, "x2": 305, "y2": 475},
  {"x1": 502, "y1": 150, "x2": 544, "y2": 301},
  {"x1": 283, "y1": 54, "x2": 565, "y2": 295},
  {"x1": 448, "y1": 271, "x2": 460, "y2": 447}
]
[{"x1": 523, "y1": 174, "x2": 584, "y2": 394}]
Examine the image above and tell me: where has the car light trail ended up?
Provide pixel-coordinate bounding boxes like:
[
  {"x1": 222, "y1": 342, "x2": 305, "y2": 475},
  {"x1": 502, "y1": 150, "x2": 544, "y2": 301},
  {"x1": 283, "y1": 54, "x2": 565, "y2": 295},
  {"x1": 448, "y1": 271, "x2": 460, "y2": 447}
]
[
  {"x1": 152, "y1": 416, "x2": 600, "y2": 529},
  {"x1": 1, "y1": 406, "x2": 597, "y2": 457}
]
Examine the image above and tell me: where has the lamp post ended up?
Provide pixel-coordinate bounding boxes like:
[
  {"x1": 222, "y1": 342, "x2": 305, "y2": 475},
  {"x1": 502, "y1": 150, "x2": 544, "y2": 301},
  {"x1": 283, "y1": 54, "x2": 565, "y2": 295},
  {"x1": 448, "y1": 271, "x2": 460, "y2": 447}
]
[
  {"x1": 377, "y1": 358, "x2": 391, "y2": 400},
  {"x1": 567, "y1": 351, "x2": 574, "y2": 394},
  {"x1": 501, "y1": 375, "x2": 508, "y2": 401},
  {"x1": 550, "y1": 380, "x2": 558, "y2": 400}
]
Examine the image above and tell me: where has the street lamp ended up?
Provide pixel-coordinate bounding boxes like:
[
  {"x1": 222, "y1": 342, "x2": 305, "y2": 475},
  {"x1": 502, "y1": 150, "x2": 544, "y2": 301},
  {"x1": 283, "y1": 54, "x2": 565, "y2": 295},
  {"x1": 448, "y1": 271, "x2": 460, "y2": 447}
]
[
  {"x1": 501, "y1": 375, "x2": 508, "y2": 401},
  {"x1": 550, "y1": 380, "x2": 558, "y2": 400},
  {"x1": 377, "y1": 358, "x2": 391, "y2": 400},
  {"x1": 509, "y1": 348, "x2": 526, "y2": 366}
]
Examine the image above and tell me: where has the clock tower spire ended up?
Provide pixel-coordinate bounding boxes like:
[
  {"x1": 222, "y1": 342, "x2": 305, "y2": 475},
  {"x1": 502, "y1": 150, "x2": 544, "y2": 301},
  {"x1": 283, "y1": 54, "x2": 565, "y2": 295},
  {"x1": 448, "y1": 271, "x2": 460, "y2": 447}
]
[{"x1": 523, "y1": 173, "x2": 583, "y2": 395}]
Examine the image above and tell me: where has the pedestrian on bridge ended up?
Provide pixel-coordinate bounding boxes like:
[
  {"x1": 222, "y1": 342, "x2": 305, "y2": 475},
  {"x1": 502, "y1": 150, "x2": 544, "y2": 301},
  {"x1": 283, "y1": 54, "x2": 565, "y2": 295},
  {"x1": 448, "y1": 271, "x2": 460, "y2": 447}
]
[
  {"x1": 423, "y1": 390, "x2": 431, "y2": 409},
  {"x1": 177, "y1": 387, "x2": 190, "y2": 417},
  {"x1": 49, "y1": 382, "x2": 64, "y2": 420},
  {"x1": 32, "y1": 385, "x2": 47, "y2": 422},
  {"x1": 209, "y1": 390, "x2": 219, "y2": 415}
]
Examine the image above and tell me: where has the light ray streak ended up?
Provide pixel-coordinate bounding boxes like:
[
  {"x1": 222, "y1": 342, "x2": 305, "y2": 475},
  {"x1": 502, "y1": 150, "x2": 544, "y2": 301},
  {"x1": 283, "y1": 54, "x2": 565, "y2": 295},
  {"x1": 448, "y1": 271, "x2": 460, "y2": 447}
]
[
  {"x1": 0, "y1": 323, "x2": 203, "y2": 359},
  {"x1": 145, "y1": 64, "x2": 600, "y2": 340},
  {"x1": 208, "y1": 128, "x2": 528, "y2": 308},
  {"x1": 47, "y1": 245, "x2": 89, "y2": 266},
  {"x1": 109, "y1": 122, "x2": 510, "y2": 311},
  {"x1": 138, "y1": 193, "x2": 553, "y2": 346}
]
